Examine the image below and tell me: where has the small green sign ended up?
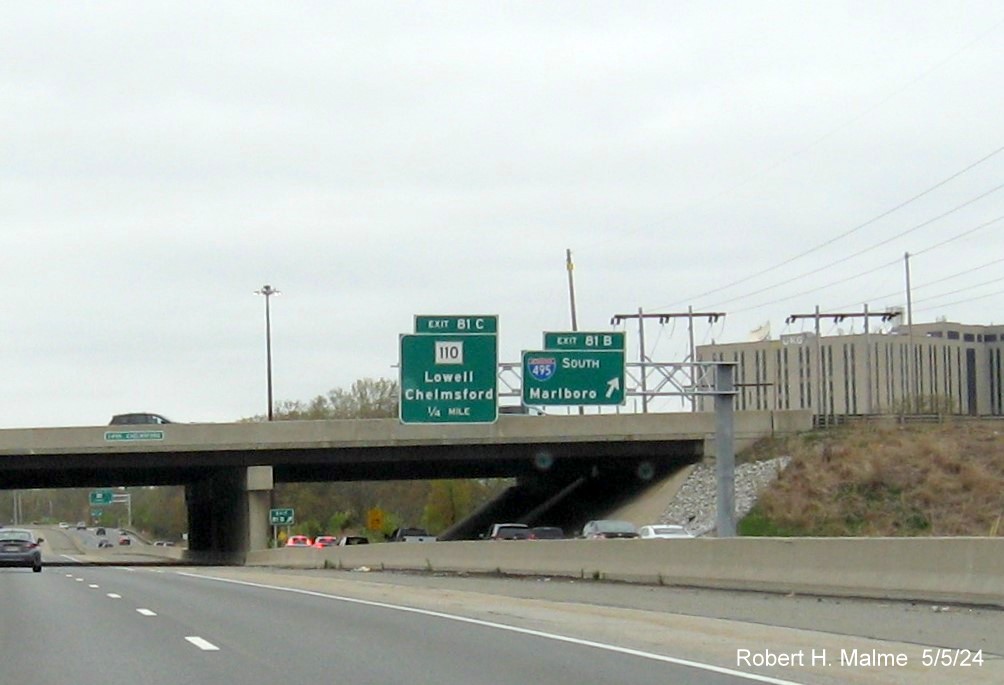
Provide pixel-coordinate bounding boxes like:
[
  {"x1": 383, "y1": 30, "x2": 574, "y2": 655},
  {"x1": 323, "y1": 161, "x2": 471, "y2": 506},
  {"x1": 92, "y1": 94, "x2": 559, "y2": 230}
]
[
  {"x1": 415, "y1": 315, "x2": 498, "y2": 335},
  {"x1": 104, "y1": 430, "x2": 165, "y2": 441},
  {"x1": 544, "y1": 331, "x2": 625, "y2": 351},
  {"x1": 270, "y1": 508, "x2": 295, "y2": 525},
  {"x1": 89, "y1": 490, "x2": 114, "y2": 505}
]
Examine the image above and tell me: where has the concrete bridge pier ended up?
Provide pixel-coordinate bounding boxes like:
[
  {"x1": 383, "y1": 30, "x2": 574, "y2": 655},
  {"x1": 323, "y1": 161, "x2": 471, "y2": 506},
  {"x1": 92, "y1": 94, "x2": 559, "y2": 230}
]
[{"x1": 185, "y1": 466, "x2": 273, "y2": 560}]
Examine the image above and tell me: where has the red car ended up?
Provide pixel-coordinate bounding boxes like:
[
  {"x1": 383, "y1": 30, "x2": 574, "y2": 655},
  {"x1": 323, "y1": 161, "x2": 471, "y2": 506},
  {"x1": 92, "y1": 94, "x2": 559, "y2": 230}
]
[
  {"x1": 313, "y1": 536, "x2": 339, "y2": 548},
  {"x1": 285, "y1": 535, "x2": 312, "y2": 547}
]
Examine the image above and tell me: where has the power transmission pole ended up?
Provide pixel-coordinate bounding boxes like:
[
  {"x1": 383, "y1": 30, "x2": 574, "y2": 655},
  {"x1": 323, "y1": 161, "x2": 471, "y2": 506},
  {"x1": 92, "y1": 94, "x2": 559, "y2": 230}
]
[
  {"x1": 787, "y1": 308, "x2": 899, "y2": 421},
  {"x1": 611, "y1": 310, "x2": 725, "y2": 413},
  {"x1": 565, "y1": 249, "x2": 578, "y2": 332},
  {"x1": 565, "y1": 249, "x2": 584, "y2": 415},
  {"x1": 905, "y1": 252, "x2": 916, "y2": 413}
]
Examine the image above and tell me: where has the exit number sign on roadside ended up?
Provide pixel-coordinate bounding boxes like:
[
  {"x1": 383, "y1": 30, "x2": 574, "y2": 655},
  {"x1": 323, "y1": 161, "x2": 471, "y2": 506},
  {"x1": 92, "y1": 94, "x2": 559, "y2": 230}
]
[{"x1": 269, "y1": 508, "x2": 294, "y2": 526}]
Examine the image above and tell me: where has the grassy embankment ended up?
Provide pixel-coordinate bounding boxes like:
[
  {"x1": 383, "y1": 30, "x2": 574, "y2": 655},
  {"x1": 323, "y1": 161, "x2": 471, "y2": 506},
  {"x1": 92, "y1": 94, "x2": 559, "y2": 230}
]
[{"x1": 739, "y1": 420, "x2": 1004, "y2": 537}]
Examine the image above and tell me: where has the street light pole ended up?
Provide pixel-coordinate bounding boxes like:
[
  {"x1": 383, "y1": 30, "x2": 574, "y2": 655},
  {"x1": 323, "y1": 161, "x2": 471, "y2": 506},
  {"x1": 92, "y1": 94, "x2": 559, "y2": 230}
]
[{"x1": 255, "y1": 284, "x2": 280, "y2": 421}]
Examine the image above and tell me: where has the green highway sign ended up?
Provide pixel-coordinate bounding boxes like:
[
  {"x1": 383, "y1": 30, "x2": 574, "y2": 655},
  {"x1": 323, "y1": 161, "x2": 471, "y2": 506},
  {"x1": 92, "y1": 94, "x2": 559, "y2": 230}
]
[
  {"x1": 104, "y1": 430, "x2": 165, "y2": 441},
  {"x1": 543, "y1": 331, "x2": 625, "y2": 351},
  {"x1": 414, "y1": 315, "x2": 498, "y2": 335},
  {"x1": 400, "y1": 332, "x2": 498, "y2": 424},
  {"x1": 89, "y1": 490, "x2": 114, "y2": 506},
  {"x1": 522, "y1": 350, "x2": 626, "y2": 406},
  {"x1": 269, "y1": 508, "x2": 295, "y2": 526}
]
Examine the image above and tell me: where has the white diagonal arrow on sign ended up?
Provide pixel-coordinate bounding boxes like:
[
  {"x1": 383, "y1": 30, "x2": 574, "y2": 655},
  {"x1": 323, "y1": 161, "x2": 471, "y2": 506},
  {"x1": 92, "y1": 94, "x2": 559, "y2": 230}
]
[{"x1": 605, "y1": 377, "x2": 621, "y2": 398}]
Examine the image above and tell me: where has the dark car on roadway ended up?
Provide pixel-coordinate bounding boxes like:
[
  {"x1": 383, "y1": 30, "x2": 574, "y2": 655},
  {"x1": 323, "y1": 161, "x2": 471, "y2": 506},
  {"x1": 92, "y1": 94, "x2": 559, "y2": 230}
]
[
  {"x1": 529, "y1": 526, "x2": 565, "y2": 540},
  {"x1": 498, "y1": 405, "x2": 547, "y2": 416},
  {"x1": 109, "y1": 413, "x2": 172, "y2": 425},
  {"x1": 580, "y1": 520, "x2": 639, "y2": 539},
  {"x1": 0, "y1": 528, "x2": 43, "y2": 572}
]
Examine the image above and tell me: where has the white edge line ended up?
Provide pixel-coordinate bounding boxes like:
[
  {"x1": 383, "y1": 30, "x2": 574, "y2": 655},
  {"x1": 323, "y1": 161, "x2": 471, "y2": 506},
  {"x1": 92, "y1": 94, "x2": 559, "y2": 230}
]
[
  {"x1": 185, "y1": 636, "x2": 219, "y2": 651},
  {"x1": 60, "y1": 554, "x2": 82, "y2": 563},
  {"x1": 176, "y1": 572, "x2": 806, "y2": 685}
]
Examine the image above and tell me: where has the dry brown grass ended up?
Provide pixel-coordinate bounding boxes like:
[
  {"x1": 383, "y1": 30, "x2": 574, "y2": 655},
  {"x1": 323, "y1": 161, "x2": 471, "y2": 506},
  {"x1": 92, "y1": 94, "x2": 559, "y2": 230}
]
[{"x1": 741, "y1": 420, "x2": 1004, "y2": 537}]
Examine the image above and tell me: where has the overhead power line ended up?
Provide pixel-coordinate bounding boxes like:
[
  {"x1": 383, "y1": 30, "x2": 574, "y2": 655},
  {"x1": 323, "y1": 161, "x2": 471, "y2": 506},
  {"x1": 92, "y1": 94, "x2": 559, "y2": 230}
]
[
  {"x1": 912, "y1": 274, "x2": 1004, "y2": 306},
  {"x1": 762, "y1": 211, "x2": 1004, "y2": 312},
  {"x1": 731, "y1": 256, "x2": 901, "y2": 314},
  {"x1": 702, "y1": 182, "x2": 1004, "y2": 310},
  {"x1": 838, "y1": 254, "x2": 1004, "y2": 309},
  {"x1": 595, "y1": 15, "x2": 1004, "y2": 260},
  {"x1": 652, "y1": 143, "x2": 1004, "y2": 311},
  {"x1": 916, "y1": 286, "x2": 1004, "y2": 313}
]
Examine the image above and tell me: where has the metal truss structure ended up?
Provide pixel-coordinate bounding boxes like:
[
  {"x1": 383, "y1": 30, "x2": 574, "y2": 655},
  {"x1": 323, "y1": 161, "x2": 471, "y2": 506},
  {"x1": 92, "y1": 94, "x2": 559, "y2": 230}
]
[{"x1": 498, "y1": 360, "x2": 721, "y2": 401}]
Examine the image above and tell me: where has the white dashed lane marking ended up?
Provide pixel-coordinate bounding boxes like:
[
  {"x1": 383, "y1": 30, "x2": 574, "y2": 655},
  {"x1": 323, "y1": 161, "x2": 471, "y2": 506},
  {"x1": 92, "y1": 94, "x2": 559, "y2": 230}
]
[
  {"x1": 107, "y1": 594, "x2": 122, "y2": 599},
  {"x1": 185, "y1": 637, "x2": 220, "y2": 651},
  {"x1": 136, "y1": 609, "x2": 157, "y2": 617}
]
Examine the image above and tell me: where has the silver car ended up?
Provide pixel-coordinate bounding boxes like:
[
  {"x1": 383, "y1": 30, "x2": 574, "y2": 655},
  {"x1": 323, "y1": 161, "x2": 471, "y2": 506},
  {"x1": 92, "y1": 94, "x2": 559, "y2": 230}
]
[
  {"x1": 0, "y1": 528, "x2": 43, "y2": 572},
  {"x1": 580, "y1": 520, "x2": 639, "y2": 539},
  {"x1": 638, "y1": 524, "x2": 695, "y2": 539}
]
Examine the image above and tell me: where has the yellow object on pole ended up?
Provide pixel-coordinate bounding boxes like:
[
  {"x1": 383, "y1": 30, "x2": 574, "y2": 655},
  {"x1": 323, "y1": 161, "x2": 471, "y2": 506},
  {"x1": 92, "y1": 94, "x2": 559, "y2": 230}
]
[{"x1": 367, "y1": 508, "x2": 385, "y2": 531}]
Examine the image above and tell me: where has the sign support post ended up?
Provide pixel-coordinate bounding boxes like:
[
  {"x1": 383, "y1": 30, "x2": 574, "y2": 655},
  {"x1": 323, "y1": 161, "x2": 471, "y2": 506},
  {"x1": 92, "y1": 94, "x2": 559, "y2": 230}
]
[{"x1": 714, "y1": 363, "x2": 736, "y2": 537}]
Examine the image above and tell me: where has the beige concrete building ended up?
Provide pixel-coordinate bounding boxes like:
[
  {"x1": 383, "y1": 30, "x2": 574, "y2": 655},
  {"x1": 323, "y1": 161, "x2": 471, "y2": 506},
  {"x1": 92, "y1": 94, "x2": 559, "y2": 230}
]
[{"x1": 696, "y1": 321, "x2": 1004, "y2": 418}]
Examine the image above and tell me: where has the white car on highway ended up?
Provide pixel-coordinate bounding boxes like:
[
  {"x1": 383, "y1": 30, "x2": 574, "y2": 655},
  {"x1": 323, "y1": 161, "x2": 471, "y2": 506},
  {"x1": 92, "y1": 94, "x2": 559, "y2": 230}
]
[{"x1": 638, "y1": 524, "x2": 694, "y2": 539}]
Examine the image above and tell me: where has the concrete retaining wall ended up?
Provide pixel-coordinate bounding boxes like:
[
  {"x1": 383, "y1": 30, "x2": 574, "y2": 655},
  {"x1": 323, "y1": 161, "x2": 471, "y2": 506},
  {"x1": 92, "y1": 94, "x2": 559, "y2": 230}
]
[{"x1": 244, "y1": 537, "x2": 1004, "y2": 607}]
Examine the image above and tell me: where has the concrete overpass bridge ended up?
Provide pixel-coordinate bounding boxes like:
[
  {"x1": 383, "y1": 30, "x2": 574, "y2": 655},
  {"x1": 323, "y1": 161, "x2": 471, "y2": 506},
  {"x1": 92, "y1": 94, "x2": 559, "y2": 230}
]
[{"x1": 0, "y1": 411, "x2": 809, "y2": 558}]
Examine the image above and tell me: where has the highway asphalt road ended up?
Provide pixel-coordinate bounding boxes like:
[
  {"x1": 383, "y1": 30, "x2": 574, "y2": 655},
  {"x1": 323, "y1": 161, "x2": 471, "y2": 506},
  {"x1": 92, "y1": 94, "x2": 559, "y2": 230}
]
[
  {"x1": 36, "y1": 524, "x2": 158, "y2": 564},
  {"x1": 2, "y1": 564, "x2": 767, "y2": 685},
  {"x1": 3, "y1": 530, "x2": 999, "y2": 684}
]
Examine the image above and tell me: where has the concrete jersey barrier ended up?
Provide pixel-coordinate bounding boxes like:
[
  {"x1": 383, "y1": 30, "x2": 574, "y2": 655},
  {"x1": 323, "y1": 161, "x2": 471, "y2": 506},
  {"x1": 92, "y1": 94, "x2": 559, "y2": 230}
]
[{"x1": 243, "y1": 537, "x2": 1004, "y2": 607}]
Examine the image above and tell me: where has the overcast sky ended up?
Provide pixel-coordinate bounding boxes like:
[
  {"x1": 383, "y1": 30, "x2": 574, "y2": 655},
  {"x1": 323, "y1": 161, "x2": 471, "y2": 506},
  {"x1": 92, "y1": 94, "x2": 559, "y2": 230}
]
[{"x1": 3, "y1": 2, "x2": 1003, "y2": 427}]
